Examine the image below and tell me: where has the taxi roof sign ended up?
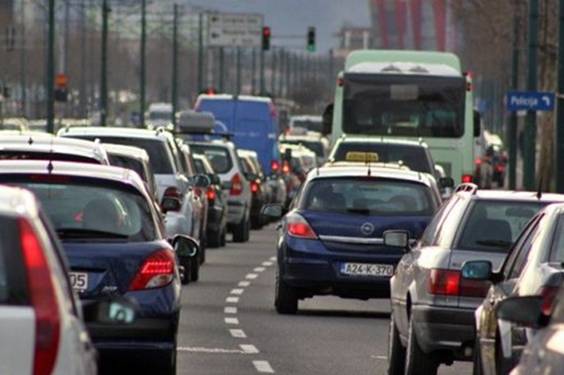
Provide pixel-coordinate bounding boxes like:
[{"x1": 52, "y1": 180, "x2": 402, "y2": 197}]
[{"x1": 345, "y1": 151, "x2": 379, "y2": 163}]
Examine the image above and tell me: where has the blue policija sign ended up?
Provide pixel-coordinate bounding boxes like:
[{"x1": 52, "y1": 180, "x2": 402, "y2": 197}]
[{"x1": 506, "y1": 91, "x2": 555, "y2": 112}]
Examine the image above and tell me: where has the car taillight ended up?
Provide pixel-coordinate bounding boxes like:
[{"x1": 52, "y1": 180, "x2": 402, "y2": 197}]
[
  {"x1": 271, "y1": 160, "x2": 280, "y2": 173},
  {"x1": 287, "y1": 214, "x2": 317, "y2": 239},
  {"x1": 230, "y1": 173, "x2": 243, "y2": 196},
  {"x1": 206, "y1": 186, "x2": 216, "y2": 202},
  {"x1": 251, "y1": 180, "x2": 260, "y2": 194},
  {"x1": 462, "y1": 174, "x2": 473, "y2": 183},
  {"x1": 129, "y1": 249, "x2": 176, "y2": 291},
  {"x1": 163, "y1": 187, "x2": 183, "y2": 211},
  {"x1": 428, "y1": 269, "x2": 460, "y2": 296},
  {"x1": 474, "y1": 158, "x2": 482, "y2": 165},
  {"x1": 541, "y1": 286, "x2": 559, "y2": 316},
  {"x1": 282, "y1": 161, "x2": 291, "y2": 174},
  {"x1": 20, "y1": 219, "x2": 60, "y2": 375}
]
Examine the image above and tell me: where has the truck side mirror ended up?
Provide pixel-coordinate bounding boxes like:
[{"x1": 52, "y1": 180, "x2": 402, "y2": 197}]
[{"x1": 322, "y1": 103, "x2": 334, "y2": 136}]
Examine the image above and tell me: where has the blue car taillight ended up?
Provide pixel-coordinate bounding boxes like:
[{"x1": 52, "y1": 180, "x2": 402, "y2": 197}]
[{"x1": 129, "y1": 249, "x2": 176, "y2": 291}]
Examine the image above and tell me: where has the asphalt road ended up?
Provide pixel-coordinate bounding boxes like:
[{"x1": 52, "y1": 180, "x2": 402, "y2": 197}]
[{"x1": 177, "y1": 226, "x2": 472, "y2": 375}]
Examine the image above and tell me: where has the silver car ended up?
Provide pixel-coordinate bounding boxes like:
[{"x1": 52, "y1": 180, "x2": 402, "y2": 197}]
[{"x1": 387, "y1": 184, "x2": 564, "y2": 375}]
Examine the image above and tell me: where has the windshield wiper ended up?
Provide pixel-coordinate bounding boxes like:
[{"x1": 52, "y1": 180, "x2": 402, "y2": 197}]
[
  {"x1": 475, "y1": 239, "x2": 512, "y2": 249},
  {"x1": 56, "y1": 228, "x2": 129, "y2": 240}
]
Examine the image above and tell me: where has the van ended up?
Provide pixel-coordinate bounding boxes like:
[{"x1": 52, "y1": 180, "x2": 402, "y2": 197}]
[{"x1": 195, "y1": 94, "x2": 280, "y2": 175}]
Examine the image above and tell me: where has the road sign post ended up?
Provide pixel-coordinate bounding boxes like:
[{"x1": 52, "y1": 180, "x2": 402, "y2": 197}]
[
  {"x1": 524, "y1": 0, "x2": 539, "y2": 190},
  {"x1": 47, "y1": 0, "x2": 55, "y2": 134},
  {"x1": 101, "y1": 0, "x2": 109, "y2": 127},
  {"x1": 508, "y1": 11, "x2": 520, "y2": 191}
]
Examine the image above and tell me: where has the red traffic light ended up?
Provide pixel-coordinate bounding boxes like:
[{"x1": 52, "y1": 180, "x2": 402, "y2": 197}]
[{"x1": 262, "y1": 26, "x2": 271, "y2": 37}]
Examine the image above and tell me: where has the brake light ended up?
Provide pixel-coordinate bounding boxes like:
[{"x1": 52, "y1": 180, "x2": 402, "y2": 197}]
[
  {"x1": 541, "y1": 286, "x2": 559, "y2": 316},
  {"x1": 282, "y1": 161, "x2": 291, "y2": 174},
  {"x1": 230, "y1": 173, "x2": 243, "y2": 196},
  {"x1": 462, "y1": 174, "x2": 473, "y2": 183},
  {"x1": 271, "y1": 160, "x2": 280, "y2": 173},
  {"x1": 287, "y1": 214, "x2": 317, "y2": 239},
  {"x1": 251, "y1": 180, "x2": 260, "y2": 194},
  {"x1": 474, "y1": 158, "x2": 482, "y2": 165},
  {"x1": 20, "y1": 219, "x2": 60, "y2": 375},
  {"x1": 428, "y1": 269, "x2": 460, "y2": 296},
  {"x1": 206, "y1": 186, "x2": 216, "y2": 202},
  {"x1": 129, "y1": 249, "x2": 176, "y2": 291}
]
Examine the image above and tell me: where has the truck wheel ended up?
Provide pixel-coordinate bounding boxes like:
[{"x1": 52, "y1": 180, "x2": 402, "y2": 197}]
[
  {"x1": 275, "y1": 271, "x2": 298, "y2": 314},
  {"x1": 405, "y1": 319, "x2": 438, "y2": 375},
  {"x1": 387, "y1": 314, "x2": 406, "y2": 375}
]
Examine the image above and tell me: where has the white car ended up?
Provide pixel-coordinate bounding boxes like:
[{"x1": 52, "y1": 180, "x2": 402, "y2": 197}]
[{"x1": 0, "y1": 185, "x2": 98, "y2": 375}]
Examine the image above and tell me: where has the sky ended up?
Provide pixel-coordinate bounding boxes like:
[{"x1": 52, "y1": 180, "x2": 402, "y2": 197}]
[{"x1": 182, "y1": 0, "x2": 372, "y2": 52}]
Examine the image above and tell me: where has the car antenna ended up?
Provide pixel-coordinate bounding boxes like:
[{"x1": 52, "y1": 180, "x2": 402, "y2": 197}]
[{"x1": 537, "y1": 175, "x2": 543, "y2": 200}]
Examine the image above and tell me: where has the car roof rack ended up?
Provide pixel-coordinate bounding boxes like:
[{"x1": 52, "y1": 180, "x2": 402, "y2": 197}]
[{"x1": 455, "y1": 183, "x2": 478, "y2": 195}]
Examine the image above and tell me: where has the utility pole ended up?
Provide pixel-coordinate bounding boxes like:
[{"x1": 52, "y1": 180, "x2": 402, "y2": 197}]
[
  {"x1": 79, "y1": 0, "x2": 87, "y2": 117},
  {"x1": 19, "y1": 1, "x2": 27, "y2": 117},
  {"x1": 260, "y1": 49, "x2": 265, "y2": 95},
  {"x1": 46, "y1": 0, "x2": 55, "y2": 133},
  {"x1": 251, "y1": 48, "x2": 256, "y2": 95},
  {"x1": 556, "y1": 0, "x2": 564, "y2": 192},
  {"x1": 236, "y1": 48, "x2": 241, "y2": 95},
  {"x1": 219, "y1": 47, "x2": 225, "y2": 92},
  {"x1": 171, "y1": 3, "x2": 179, "y2": 127},
  {"x1": 524, "y1": 0, "x2": 539, "y2": 190},
  {"x1": 271, "y1": 47, "x2": 277, "y2": 96},
  {"x1": 100, "y1": 0, "x2": 109, "y2": 127},
  {"x1": 508, "y1": 11, "x2": 520, "y2": 190},
  {"x1": 140, "y1": 0, "x2": 146, "y2": 128},
  {"x1": 198, "y1": 13, "x2": 204, "y2": 93}
]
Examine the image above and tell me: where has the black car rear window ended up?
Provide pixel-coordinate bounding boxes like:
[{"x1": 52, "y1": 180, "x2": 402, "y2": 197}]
[
  {"x1": 457, "y1": 200, "x2": 546, "y2": 252},
  {"x1": 332, "y1": 143, "x2": 432, "y2": 174},
  {"x1": 0, "y1": 216, "x2": 28, "y2": 305},
  {"x1": 108, "y1": 154, "x2": 146, "y2": 180},
  {"x1": 190, "y1": 145, "x2": 232, "y2": 174},
  {"x1": 302, "y1": 177, "x2": 436, "y2": 216},
  {"x1": 70, "y1": 136, "x2": 174, "y2": 174}
]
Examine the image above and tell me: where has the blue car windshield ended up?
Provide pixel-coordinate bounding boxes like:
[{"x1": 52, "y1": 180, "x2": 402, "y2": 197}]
[{"x1": 302, "y1": 177, "x2": 435, "y2": 216}]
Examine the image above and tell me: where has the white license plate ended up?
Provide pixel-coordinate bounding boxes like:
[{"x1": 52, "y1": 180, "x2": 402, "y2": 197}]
[
  {"x1": 341, "y1": 263, "x2": 394, "y2": 277},
  {"x1": 69, "y1": 272, "x2": 88, "y2": 292}
]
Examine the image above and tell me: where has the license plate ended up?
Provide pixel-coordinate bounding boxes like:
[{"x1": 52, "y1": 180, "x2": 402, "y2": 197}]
[
  {"x1": 69, "y1": 272, "x2": 88, "y2": 292},
  {"x1": 341, "y1": 263, "x2": 394, "y2": 277}
]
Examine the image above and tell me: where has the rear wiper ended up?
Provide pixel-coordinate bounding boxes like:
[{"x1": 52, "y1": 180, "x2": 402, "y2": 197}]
[
  {"x1": 56, "y1": 228, "x2": 129, "y2": 240},
  {"x1": 475, "y1": 239, "x2": 512, "y2": 248}
]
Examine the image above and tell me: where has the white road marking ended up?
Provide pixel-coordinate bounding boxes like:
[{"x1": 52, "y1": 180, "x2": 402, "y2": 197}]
[
  {"x1": 226, "y1": 296, "x2": 240, "y2": 303},
  {"x1": 240, "y1": 344, "x2": 259, "y2": 354},
  {"x1": 269, "y1": 256, "x2": 276, "y2": 261},
  {"x1": 246, "y1": 273, "x2": 258, "y2": 280},
  {"x1": 254, "y1": 267, "x2": 266, "y2": 272},
  {"x1": 224, "y1": 306, "x2": 238, "y2": 314},
  {"x1": 253, "y1": 360, "x2": 275, "y2": 373},
  {"x1": 238, "y1": 280, "x2": 251, "y2": 287},
  {"x1": 229, "y1": 329, "x2": 247, "y2": 338},
  {"x1": 231, "y1": 288, "x2": 244, "y2": 295},
  {"x1": 262, "y1": 261, "x2": 273, "y2": 267},
  {"x1": 225, "y1": 317, "x2": 239, "y2": 325},
  {"x1": 371, "y1": 355, "x2": 388, "y2": 360},
  {"x1": 177, "y1": 347, "x2": 243, "y2": 354}
]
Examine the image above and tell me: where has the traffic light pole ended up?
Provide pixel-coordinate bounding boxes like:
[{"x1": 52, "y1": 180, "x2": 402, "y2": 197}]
[
  {"x1": 47, "y1": 0, "x2": 55, "y2": 133},
  {"x1": 219, "y1": 47, "x2": 225, "y2": 93},
  {"x1": 260, "y1": 49, "x2": 265, "y2": 95},
  {"x1": 524, "y1": 0, "x2": 539, "y2": 190},
  {"x1": 236, "y1": 48, "x2": 241, "y2": 95},
  {"x1": 171, "y1": 4, "x2": 178, "y2": 127},
  {"x1": 556, "y1": 0, "x2": 564, "y2": 192},
  {"x1": 251, "y1": 48, "x2": 256, "y2": 95},
  {"x1": 508, "y1": 12, "x2": 520, "y2": 190},
  {"x1": 140, "y1": 0, "x2": 146, "y2": 128},
  {"x1": 198, "y1": 13, "x2": 204, "y2": 93},
  {"x1": 100, "y1": 0, "x2": 109, "y2": 127}
]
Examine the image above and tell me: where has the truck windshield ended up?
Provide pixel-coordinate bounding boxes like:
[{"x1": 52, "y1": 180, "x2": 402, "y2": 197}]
[{"x1": 343, "y1": 74, "x2": 466, "y2": 138}]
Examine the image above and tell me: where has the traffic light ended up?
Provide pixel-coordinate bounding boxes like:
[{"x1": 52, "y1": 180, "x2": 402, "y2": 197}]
[
  {"x1": 54, "y1": 73, "x2": 69, "y2": 102},
  {"x1": 262, "y1": 26, "x2": 271, "y2": 51},
  {"x1": 307, "y1": 27, "x2": 316, "y2": 52}
]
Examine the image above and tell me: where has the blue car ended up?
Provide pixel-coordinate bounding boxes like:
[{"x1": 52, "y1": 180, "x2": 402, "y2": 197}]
[
  {"x1": 263, "y1": 163, "x2": 441, "y2": 314},
  {"x1": 0, "y1": 160, "x2": 198, "y2": 373}
]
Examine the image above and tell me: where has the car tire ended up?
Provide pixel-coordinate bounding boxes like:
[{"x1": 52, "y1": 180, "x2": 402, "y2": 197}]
[
  {"x1": 232, "y1": 215, "x2": 247, "y2": 243},
  {"x1": 251, "y1": 214, "x2": 263, "y2": 230},
  {"x1": 180, "y1": 259, "x2": 190, "y2": 285},
  {"x1": 495, "y1": 333, "x2": 512, "y2": 375},
  {"x1": 473, "y1": 336, "x2": 483, "y2": 375},
  {"x1": 275, "y1": 270, "x2": 298, "y2": 314},
  {"x1": 207, "y1": 230, "x2": 222, "y2": 248},
  {"x1": 405, "y1": 318, "x2": 438, "y2": 375},
  {"x1": 190, "y1": 256, "x2": 200, "y2": 282},
  {"x1": 243, "y1": 216, "x2": 251, "y2": 242},
  {"x1": 387, "y1": 314, "x2": 406, "y2": 375},
  {"x1": 157, "y1": 348, "x2": 177, "y2": 375},
  {"x1": 220, "y1": 228, "x2": 227, "y2": 247}
]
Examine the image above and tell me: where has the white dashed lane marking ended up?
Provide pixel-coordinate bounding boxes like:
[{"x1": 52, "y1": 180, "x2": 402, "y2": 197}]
[
  {"x1": 177, "y1": 347, "x2": 243, "y2": 354},
  {"x1": 230, "y1": 288, "x2": 245, "y2": 295},
  {"x1": 269, "y1": 256, "x2": 276, "y2": 262},
  {"x1": 261, "y1": 261, "x2": 273, "y2": 267},
  {"x1": 225, "y1": 317, "x2": 239, "y2": 325},
  {"x1": 240, "y1": 344, "x2": 260, "y2": 354},
  {"x1": 253, "y1": 360, "x2": 275, "y2": 373},
  {"x1": 245, "y1": 273, "x2": 258, "y2": 280},
  {"x1": 226, "y1": 296, "x2": 240, "y2": 303},
  {"x1": 224, "y1": 306, "x2": 238, "y2": 314},
  {"x1": 253, "y1": 267, "x2": 266, "y2": 272},
  {"x1": 229, "y1": 329, "x2": 247, "y2": 338},
  {"x1": 238, "y1": 280, "x2": 251, "y2": 287}
]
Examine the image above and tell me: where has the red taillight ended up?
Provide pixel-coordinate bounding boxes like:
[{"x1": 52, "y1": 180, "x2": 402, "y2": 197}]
[
  {"x1": 282, "y1": 161, "x2": 291, "y2": 174},
  {"x1": 271, "y1": 160, "x2": 280, "y2": 173},
  {"x1": 495, "y1": 165, "x2": 505, "y2": 173},
  {"x1": 462, "y1": 174, "x2": 473, "y2": 183},
  {"x1": 20, "y1": 219, "x2": 60, "y2": 375},
  {"x1": 428, "y1": 269, "x2": 460, "y2": 296},
  {"x1": 230, "y1": 173, "x2": 243, "y2": 196},
  {"x1": 251, "y1": 180, "x2": 260, "y2": 194},
  {"x1": 206, "y1": 186, "x2": 217, "y2": 202},
  {"x1": 129, "y1": 250, "x2": 176, "y2": 291},
  {"x1": 474, "y1": 158, "x2": 482, "y2": 165},
  {"x1": 287, "y1": 214, "x2": 317, "y2": 239},
  {"x1": 541, "y1": 286, "x2": 559, "y2": 316}
]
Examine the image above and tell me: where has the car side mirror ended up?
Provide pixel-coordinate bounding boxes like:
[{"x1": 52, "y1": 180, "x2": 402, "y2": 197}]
[
  {"x1": 322, "y1": 103, "x2": 334, "y2": 136},
  {"x1": 192, "y1": 174, "x2": 210, "y2": 188},
  {"x1": 461, "y1": 260, "x2": 493, "y2": 281},
  {"x1": 82, "y1": 297, "x2": 137, "y2": 325},
  {"x1": 439, "y1": 177, "x2": 455, "y2": 189},
  {"x1": 496, "y1": 296, "x2": 546, "y2": 328},
  {"x1": 172, "y1": 235, "x2": 199, "y2": 258},
  {"x1": 473, "y1": 110, "x2": 481, "y2": 138},
  {"x1": 261, "y1": 204, "x2": 283, "y2": 220},
  {"x1": 161, "y1": 196, "x2": 181, "y2": 213},
  {"x1": 383, "y1": 230, "x2": 410, "y2": 250}
]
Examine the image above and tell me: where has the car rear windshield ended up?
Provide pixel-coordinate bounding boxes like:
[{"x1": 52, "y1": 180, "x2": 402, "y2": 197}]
[
  {"x1": 280, "y1": 140, "x2": 324, "y2": 158},
  {"x1": 108, "y1": 154, "x2": 146, "y2": 180},
  {"x1": 70, "y1": 136, "x2": 174, "y2": 174},
  {"x1": 0, "y1": 216, "x2": 28, "y2": 305},
  {"x1": 3, "y1": 177, "x2": 157, "y2": 242},
  {"x1": 190, "y1": 145, "x2": 233, "y2": 174},
  {"x1": 0, "y1": 151, "x2": 100, "y2": 164},
  {"x1": 457, "y1": 200, "x2": 546, "y2": 252},
  {"x1": 302, "y1": 177, "x2": 436, "y2": 216},
  {"x1": 193, "y1": 158, "x2": 206, "y2": 174},
  {"x1": 332, "y1": 143, "x2": 432, "y2": 174}
]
